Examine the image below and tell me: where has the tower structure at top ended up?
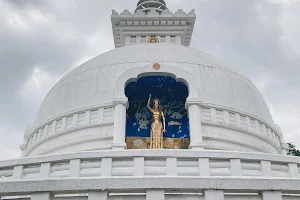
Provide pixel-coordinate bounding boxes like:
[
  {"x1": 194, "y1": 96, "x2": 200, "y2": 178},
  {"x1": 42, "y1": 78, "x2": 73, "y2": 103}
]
[
  {"x1": 111, "y1": 0, "x2": 196, "y2": 48},
  {"x1": 135, "y1": 0, "x2": 168, "y2": 13}
]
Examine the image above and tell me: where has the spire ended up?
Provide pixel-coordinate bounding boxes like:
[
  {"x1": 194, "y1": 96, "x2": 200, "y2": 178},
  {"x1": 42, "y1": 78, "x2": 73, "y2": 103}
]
[
  {"x1": 111, "y1": 0, "x2": 196, "y2": 48},
  {"x1": 135, "y1": 0, "x2": 168, "y2": 14}
]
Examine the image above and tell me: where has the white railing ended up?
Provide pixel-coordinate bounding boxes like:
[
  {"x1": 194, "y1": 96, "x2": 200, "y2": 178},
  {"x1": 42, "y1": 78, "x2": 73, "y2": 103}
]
[
  {"x1": 23, "y1": 105, "x2": 282, "y2": 156},
  {"x1": 23, "y1": 106, "x2": 114, "y2": 154},
  {"x1": 1, "y1": 185, "x2": 300, "y2": 200},
  {"x1": 201, "y1": 107, "x2": 282, "y2": 147},
  {"x1": 0, "y1": 150, "x2": 300, "y2": 200},
  {"x1": 1, "y1": 150, "x2": 299, "y2": 181}
]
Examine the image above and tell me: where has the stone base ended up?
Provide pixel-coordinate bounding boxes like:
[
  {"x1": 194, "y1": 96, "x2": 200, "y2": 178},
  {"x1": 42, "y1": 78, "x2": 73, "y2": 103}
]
[
  {"x1": 189, "y1": 143, "x2": 206, "y2": 150},
  {"x1": 111, "y1": 143, "x2": 127, "y2": 150}
]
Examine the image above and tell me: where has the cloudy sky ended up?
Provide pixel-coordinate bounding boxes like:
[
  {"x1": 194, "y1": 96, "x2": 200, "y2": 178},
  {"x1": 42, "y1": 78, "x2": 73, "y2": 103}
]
[{"x1": 0, "y1": 0, "x2": 299, "y2": 160}]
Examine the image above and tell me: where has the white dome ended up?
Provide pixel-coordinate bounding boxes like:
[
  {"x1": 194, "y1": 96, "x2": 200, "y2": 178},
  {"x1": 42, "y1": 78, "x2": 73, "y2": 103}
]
[
  {"x1": 22, "y1": 43, "x2": 282, "y2": 157},
  {"x1": 34, "y1": 43, "x2": 273, "y2": 128}
]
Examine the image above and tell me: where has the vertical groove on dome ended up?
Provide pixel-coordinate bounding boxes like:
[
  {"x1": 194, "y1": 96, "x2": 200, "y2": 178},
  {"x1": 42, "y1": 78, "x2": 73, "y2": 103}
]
[{"x1": 135, "y1": 0, "x2": 168, "y2": 13}]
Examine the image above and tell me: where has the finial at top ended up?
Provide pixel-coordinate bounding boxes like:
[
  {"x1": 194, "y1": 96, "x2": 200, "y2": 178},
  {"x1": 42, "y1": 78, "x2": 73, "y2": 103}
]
[{"x1": 135, "y1": 0, "x2": 168, "y2": 14}]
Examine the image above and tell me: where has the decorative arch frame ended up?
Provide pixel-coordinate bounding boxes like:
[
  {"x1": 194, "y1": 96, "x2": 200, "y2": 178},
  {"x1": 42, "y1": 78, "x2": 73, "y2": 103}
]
[
  {"x1": 113, "y1": 62, "x2": 201, "y2": 102},
  {"x1": 112, "y1": 62, "x2": 204, "y2": 150}
]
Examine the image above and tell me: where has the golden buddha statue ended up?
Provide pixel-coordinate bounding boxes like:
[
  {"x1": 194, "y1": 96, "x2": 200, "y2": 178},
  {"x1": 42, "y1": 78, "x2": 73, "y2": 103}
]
[{"x1": 147, "y1": 94, "x2": 166, "y2": 149}]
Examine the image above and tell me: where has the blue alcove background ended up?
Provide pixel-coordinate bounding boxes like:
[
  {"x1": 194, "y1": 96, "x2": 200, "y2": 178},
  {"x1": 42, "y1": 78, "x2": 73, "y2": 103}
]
[{"x1": 125, "y1": 76, "x2": 189, "y2": 139}]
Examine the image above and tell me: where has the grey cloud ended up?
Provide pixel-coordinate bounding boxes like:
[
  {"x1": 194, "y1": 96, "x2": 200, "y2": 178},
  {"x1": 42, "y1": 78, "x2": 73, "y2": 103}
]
[
  {"x1": 0, "y1": 0, "x2": 136, "y2": 160},
  {"x1": 188, "y1": 0, "x2": 300, "y2": 144}
]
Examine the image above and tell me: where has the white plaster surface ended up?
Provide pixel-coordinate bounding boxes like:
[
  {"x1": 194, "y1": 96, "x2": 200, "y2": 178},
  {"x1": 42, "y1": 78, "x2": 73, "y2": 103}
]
[
  {"x1": 34, "y1": 43, "x2": 272, "y2": 129},
  {"x1": 111, "y1": 9, "x2": 196, "y2": 47},
  {"x1": 202, "y1": 124, "x2": 281, "y2": 153},
  {"x1": 1, "y1": 149, "x2": 300, "y2": 199},
  {"x1": 88, "y1": 192, "x2": 108, "y2": 200},
  {"x1": 205, "y1": 190, "x2": 224, "y2": 200},
  {"x1": 31, "y1": 193, "x2": 51, "y2": 200},
  {"x1": 146, "y1": 190, "x2": 164, "y2": 200},
  {"x1": 262, "y1": 191, "x2": 282, "y2": 200},
  {"x1": 23, "y1": 103, "x2": 282, "y2": 156},
  {"x1": 1, "y1": 150, "x2": 300, "y2": 179},
  {"x1": 1, "y1": 177, "x2": 300, "y2": 195}
]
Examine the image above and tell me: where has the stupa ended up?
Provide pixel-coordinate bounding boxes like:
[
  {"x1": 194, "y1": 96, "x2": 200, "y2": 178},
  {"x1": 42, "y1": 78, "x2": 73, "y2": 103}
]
[{"x1": 1, "y1": 1, "x2": 299, "y2": 200}]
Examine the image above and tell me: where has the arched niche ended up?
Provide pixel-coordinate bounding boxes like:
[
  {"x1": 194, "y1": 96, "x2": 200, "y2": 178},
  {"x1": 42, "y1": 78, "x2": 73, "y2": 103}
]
[
  {"x1": 125, "y1": 76, "x2": 190, "y2": 149},
  {"x1": 112, "y1": 63, "x2": 203, "y2": 150}
]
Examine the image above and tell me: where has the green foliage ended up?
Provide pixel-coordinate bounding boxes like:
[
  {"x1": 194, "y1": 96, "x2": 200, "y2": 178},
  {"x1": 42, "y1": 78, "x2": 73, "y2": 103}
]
[{"x1": 287, "y1": 143, "x2": 300, "y2": 157}]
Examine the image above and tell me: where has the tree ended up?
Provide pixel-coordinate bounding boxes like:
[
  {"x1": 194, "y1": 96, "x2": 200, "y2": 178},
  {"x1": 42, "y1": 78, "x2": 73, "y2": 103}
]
[{"x1": 287, "y1": 143, "x2": 300, "y2": 157}]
